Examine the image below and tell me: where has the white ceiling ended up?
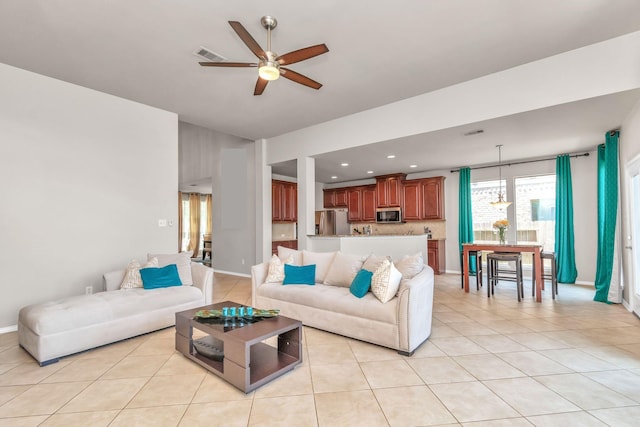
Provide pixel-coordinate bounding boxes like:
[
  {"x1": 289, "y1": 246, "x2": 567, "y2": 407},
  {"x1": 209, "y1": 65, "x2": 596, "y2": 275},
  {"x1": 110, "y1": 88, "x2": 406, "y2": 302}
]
[{"x1": 2, "y1": 1, "x2": 640, "y2": 183}]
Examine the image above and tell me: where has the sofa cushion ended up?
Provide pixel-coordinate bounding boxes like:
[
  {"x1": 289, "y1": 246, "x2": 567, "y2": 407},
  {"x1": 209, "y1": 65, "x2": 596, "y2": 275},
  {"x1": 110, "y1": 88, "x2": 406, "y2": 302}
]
[
  {"x1": 350, "y1": 269, "x2": 373, "y2": 298},
  {"x1": 120, "y1": 257, "x2": 158, "y2": 289},
  {"x1": 303, "y1": 250, "x2": 336, "y2": 283},
  {"x1": 257, "y1": 282, "x2": 397, "y2": 324},
  {"x1": 266, "y1": 254, "x2": 294, "y2": 283},
  {"x1": 324, "y1": 252, "x2": 364, "y2": 288},
  {"x1": 140, "y1": 264, "x2": 182, "y2": 289},
  {"x1": 362, "y1": 254, "x2": 389, "y2": 273},
  {"x1": 148, "y1": 252, "x2": 193, "y2": 286},
  {"x1": 278, "y1": 246, "x2": 302, "y2": 265},
  {"x1": 19, "y1": 286, "x2": 203, "y2": 336},
  {"x1": 394, "y1": 252, "x2": 425, "y2": 279},
  {"x1": 371, "y1": 259, "x2": 402, "y2": 303},
  {"x1": 283, "y1": 264, "x2": 316, "y2": 285}
]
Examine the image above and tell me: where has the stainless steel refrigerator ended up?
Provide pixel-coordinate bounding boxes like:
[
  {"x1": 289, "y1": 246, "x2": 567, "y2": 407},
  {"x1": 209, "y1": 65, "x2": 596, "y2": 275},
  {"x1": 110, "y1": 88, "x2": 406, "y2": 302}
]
[{"x1": 315, "y1": 209, "x2": 350, "y2": 235}]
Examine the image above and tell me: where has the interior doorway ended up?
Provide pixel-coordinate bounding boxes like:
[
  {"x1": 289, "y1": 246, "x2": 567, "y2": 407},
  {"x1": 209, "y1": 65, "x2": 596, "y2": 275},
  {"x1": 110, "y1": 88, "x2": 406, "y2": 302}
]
[{"x1": 627, "y1": 156, "x2": 640, "y2": 315}]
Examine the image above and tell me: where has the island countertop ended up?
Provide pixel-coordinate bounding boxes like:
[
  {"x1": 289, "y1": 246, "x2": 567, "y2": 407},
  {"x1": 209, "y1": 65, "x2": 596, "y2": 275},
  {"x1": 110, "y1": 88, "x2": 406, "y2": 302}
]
[{"x1": 306, "y1": 234, "x2": 428, "y2": 261}]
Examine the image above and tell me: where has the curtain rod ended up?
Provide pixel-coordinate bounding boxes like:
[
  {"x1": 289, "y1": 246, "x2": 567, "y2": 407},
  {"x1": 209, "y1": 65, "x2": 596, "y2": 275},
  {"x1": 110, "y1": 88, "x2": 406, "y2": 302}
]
[{"x1": 450, "y1": 152, "x2": 590, "y2": 173}]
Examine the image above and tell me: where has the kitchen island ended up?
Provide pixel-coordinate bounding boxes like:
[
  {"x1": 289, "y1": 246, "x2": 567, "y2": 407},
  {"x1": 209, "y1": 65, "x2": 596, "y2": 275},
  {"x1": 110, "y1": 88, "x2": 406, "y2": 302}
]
[{"x1": 307, "y1": 234, "x2": 428, "y2": 263}]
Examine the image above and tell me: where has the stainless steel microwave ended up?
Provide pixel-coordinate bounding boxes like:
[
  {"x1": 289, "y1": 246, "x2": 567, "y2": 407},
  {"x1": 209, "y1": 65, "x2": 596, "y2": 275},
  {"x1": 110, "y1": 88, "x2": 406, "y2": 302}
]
[{"x1": 376, "y1": 208, "x2": 402, "y2": 223}]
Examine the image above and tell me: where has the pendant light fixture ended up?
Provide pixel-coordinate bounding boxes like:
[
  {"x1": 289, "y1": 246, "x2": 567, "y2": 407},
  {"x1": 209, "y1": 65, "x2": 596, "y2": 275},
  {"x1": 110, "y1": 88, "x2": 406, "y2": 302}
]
[{"x1": 490, "y1": 144, "x2": 512, "y2": 209}]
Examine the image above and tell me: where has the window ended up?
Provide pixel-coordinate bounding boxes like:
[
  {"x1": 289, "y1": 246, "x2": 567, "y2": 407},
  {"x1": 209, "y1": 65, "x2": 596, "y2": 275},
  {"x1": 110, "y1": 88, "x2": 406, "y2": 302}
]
[
  {"x1": 471, "y1": 174, "x2": 556, "y2": 267},
  {"x1": 471, "y1": 179, "x2": 507, "y2": 243},
  {"x1": 180, "y1": 193, "x2": 212, "y2": 254}
]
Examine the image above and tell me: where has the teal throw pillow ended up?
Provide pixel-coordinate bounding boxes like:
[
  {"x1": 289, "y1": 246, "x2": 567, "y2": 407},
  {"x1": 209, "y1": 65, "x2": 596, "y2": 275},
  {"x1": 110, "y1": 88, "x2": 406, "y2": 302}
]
[
  {"x1": 283, "y1": 264, "x2": 316, "y2": 285},
  {"x1": 140, "y1": 264, "x2": 183, "y2": 289},
  {"x1": 350, "y1": 269, "x2": 373, "y2": 298}
]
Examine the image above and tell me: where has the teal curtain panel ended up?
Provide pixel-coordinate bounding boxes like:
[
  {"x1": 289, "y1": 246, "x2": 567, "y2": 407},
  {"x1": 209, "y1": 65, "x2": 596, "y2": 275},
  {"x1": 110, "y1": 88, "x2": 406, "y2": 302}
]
[
  {"x1": 594, "y1": 131, "x2": 619, "y2": 303},
  {"x1": 554, "y1": 154, "x2": 577, "y2": 283},
  {"x1": 458, "y1": 167, "x2": 476, "y2": 273}
]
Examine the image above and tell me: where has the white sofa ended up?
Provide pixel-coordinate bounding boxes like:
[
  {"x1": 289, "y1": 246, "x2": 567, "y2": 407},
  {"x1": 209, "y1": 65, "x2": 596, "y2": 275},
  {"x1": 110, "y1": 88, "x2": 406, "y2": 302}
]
[
  {"x1": 251, "y1": 251, "x2": 434, "y2": 356},
  {"x1": 18, "y1": 262, "x2": 213, "y2": 366}
]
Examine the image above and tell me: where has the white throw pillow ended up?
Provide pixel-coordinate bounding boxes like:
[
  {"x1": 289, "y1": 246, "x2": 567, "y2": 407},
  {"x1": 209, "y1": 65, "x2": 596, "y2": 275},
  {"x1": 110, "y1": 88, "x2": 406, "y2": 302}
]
[
  {"x1": 371, "y1": 259, "x2": 402, "y2": 303},
  {"x1": 323, "y1": 252, "x2": 365, "y2": 288},
  {"x1": 394, "y1": 252, "x2": 424, "y2": 279},
  {"x1": 266, "y1": 254, "x2": 294, "y2": 283},
  {"x1": 302, "y1": 250, "x2": 337, "y2": 283},
  {"x1": 278, "y1": 246, "x2": 302, "y2": 266},
  {"x1": 120, "y1": 257, "x2": 158, "y2": 289},
  {"x1": 148, "y1": 251, "x2": 193, "y2": 286},
  {"x1": 362, "y1": 254, "x2": 390, "y2": 273}
]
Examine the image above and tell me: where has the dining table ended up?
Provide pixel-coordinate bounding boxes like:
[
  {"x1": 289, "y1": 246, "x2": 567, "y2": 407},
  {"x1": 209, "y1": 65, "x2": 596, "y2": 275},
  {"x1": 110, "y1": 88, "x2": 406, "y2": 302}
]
[{"x1": 462, "y1": 243, "x2": 544, "y2": 302}]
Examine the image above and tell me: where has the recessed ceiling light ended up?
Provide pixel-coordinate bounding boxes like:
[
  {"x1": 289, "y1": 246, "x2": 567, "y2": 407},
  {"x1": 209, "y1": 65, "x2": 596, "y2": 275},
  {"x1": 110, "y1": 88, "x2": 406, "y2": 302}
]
[
  {"x1": 331, "y1": 176, "x2": 338, "y2": 179},
  {"x1": 367, "y1": 170, "x2": 374, "y2": 174},
  {"x1": 410, "y1": 164, "x2": 417, "y2": 168},
  {"x1": 341, "y1": 163, "x2": 349, "y2": 167},
  {"x1": 386, "y1": 155, "x2": 396, "y2": 159}
]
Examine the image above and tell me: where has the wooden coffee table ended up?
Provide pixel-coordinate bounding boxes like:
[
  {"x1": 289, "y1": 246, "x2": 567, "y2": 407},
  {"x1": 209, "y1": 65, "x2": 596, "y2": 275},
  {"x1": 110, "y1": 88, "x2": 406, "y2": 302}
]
[{"x1": 175, "y1": 301, "x2": 302, "y2": 393}]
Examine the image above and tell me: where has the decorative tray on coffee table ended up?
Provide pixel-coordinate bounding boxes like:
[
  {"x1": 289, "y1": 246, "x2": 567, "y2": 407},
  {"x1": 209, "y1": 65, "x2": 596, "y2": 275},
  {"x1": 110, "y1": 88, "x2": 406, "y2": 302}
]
[{"x1": 194, "y1": 308, "x2": 280, "y2": 319}]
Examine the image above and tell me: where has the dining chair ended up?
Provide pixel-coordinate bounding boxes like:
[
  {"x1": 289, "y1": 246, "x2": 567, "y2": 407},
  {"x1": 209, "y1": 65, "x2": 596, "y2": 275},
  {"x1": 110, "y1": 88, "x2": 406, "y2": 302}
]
[
  {"x1": 532, "y1": 251, "x2": 558, "y2": 299},
  {"x1": 460, "y1": 250, "x2": 483, "y2": 290},
  {"x1": 487, "y1": 252, "x2": 524, "y2": 301}
]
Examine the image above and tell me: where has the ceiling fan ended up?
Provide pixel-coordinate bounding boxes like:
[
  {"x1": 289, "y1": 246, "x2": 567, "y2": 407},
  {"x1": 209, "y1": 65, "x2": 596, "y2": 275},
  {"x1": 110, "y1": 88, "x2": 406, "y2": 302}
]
[{"x1": 199, "y1": 16, "x2": 329, "y2": 95}]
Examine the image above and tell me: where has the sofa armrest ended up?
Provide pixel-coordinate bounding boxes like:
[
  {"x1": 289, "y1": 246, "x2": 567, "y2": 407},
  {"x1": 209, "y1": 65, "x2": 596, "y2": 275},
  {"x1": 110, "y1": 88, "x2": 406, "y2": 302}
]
[
  {"x1": 191, "y1": 262, "x2": 214, "y2": 305},
  {"x1": 103, "y1": 270, "x2": 125, "y2": 292},
  {"x1": 251, "y1": 262, "x2": 269, "y2": 306},
  {"x1": 396, "y1": 265, "x2": 435, "y2": 353}
]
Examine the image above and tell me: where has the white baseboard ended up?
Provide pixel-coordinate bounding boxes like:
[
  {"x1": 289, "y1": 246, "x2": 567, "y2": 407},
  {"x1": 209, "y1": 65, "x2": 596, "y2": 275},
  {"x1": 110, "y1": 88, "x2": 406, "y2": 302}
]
[
  {"x1": 0, "y1": 325, "x2": 17, "y2": 334},
  {"x1": 214, "y1": 270, "x2": 251, "y2": 278}
]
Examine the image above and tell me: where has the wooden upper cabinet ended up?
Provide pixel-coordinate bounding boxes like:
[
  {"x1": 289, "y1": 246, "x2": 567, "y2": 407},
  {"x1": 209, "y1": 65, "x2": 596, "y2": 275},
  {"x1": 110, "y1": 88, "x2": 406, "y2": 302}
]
[
  {"x1": 334, "y1": 189, "x2": 348, "y2": 207},
  {"x1": 402, "y1": 180, "x2": 422, "y2": 220},
  {"x1": 283, "y1": 182, "x2": 297, "y2": 222},
  {"x1": 376, "y1": 174, "x2": 406, "y2": 208},
  {"x1": 361, "y1": 186, "x2": 376, "y2": 222},
  {"x1": 272, "y1": 181, "x2": 283, "y2": 221},
  {"x1": 272, "y1": 180, "x2": 297, "y2": 222},
  {"x1": 323, "y1": 189, "x2": 336, "y2": 208},
  {"x1": 422, "y1": 176, "x2": 445, "y2": 220},
  {"x1": 347, "y1": 188, "x2": 362, "y2": 222}
]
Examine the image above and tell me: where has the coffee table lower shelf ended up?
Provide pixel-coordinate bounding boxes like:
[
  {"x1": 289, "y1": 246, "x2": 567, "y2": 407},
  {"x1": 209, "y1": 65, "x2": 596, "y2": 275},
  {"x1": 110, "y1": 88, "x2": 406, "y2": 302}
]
[{"x1": 175, "y1": 303, "x2": 302, "y2": 393}]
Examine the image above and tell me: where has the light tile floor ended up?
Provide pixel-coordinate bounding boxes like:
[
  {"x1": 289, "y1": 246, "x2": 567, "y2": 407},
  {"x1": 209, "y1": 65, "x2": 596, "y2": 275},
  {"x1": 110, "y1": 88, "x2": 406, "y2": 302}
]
[{"x1": 1, "y1": 272, "x2": 640, "y2": 426}]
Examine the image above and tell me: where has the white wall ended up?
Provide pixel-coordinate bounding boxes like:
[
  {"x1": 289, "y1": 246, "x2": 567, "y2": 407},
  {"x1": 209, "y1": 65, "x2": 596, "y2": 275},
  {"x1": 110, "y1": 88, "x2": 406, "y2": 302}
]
[
  {"x1": 0, "y1": 63, "x2": 178, "y2": 329},
  {"x1": 178, "y1": 122, "x2": 256, "y2": 275}
]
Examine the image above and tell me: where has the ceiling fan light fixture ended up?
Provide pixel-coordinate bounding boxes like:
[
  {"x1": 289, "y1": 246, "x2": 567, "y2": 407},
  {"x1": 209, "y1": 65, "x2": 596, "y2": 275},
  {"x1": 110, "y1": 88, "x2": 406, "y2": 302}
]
[{"x1": 258, "y1": 61, "x2": 280, "y2": 80}]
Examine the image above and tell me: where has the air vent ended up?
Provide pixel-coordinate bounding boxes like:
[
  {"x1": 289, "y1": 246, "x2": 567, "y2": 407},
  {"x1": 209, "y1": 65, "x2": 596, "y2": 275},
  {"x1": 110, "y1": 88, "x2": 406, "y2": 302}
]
[
  {"x1": 193, "y1": 46, "x2": 227, "y2": 63},
  {"x1": 463, "y1": 129, "x2": 484, "y2": 136}
]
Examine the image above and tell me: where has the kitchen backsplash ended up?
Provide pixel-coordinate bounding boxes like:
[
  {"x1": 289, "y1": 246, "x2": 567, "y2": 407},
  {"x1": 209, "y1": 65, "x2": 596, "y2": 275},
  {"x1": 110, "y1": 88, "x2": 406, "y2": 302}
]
[
  {"x1": 272, "y1": 223, "x2": 296, "y2": 241},
  {"x1": 351, "y1": 221, "x2": 446, "y2": 239}
]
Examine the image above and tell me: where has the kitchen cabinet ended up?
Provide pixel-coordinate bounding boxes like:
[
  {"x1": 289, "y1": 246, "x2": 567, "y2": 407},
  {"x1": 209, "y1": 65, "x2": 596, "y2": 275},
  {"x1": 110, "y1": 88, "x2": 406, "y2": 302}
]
[
  {"x1": 272, "y1": 180, "x2": 297, "y2": 222},
  {"x1": 361, "y1": 185, "x2": 376, "y2": 222},
  {"x1": 402, "y1": 180, "x2": 422, "y2": 220},
  {"x1": 402, "y1": 176, "x2": 446, "y2": 221},
  {"x1": 376, "y1": 174, "x2": 405, "y2": 208},
  {"x1": 427, "y1": 239, "x2": 445, "y2": 275},
  {"x1": 422, "y1": 176, "x2": 445, "y2": 220},
  {"x1": 323, "y1": 188, "x2": 348, "y2": 208},
  {"x1": 347, "y1": 188, "x2": 362, "y2": 222}
]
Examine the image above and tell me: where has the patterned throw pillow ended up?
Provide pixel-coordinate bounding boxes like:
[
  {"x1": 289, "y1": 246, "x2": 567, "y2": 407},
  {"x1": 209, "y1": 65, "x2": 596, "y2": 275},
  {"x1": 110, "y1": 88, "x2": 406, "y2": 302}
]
[
  {"x1": 120, "y1": 257, "x2": 159, "y2": 289},
  {"x1": 370, "y1": 259, "x2": 403, "y2": 303},
  {"x1": 266, "y1": 254, "x2": 294, "y2": 283}
]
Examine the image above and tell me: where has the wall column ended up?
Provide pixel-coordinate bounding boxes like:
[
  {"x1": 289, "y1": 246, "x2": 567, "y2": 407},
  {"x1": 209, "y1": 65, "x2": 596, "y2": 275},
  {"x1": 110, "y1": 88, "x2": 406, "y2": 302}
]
[
  {"x1": 255, "y1": 139, "x2": 272, "y2": 263},
  {"x1": 297, "y1": 157, "x2": 315, "y2": 250}
]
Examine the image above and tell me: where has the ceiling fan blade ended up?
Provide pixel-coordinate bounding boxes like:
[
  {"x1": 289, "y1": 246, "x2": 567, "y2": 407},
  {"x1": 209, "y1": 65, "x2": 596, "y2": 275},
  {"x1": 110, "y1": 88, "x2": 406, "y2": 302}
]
[
  {"x1": 228, "y1": 21, "x2": 266, "y2": 59},
  {"x1": 254, "y1": 78, "x2": 268, "y2": 96},
  {"x1": 280, "y1": 68, "x2": 323, "y2": 90},
  {"x1": 277, "y1": 44, "x2": 329, "y2": 66},
  {"x1": 199, "y1": 62, "x2": 257, "y2": 67}
]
